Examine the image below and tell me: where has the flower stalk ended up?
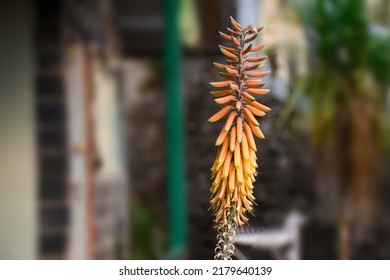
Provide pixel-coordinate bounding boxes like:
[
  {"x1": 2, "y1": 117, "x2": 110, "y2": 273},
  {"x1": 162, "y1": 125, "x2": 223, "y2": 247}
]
[
  {"x1": 209, "y1": 17, "x2": 271, "y2": 259},
  {"x1": 214, "y1": 207, "x2": 236, "y2": 260}
]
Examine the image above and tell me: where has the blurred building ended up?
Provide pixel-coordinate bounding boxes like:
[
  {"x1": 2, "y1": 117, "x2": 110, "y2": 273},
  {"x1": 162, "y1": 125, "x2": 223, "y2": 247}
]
[{"x1": 0, "y1": 0, "x2": 128, "y2": 259}]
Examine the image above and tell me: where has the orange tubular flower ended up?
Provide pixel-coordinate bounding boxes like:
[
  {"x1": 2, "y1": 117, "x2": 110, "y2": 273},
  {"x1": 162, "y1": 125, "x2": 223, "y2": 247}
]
[{"x1": 209, "y1": 17, "x2": 271, "y2": 235}]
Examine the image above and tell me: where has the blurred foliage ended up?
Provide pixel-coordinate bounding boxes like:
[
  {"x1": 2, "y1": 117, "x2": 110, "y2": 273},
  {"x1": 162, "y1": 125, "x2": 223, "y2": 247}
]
[
  {"x1": 131, "y1": 197, "x2": 167, "y2": 259},
  {"x1": 285, "y1": 0, "x2": 390, "y2": 145},
  {"x1": 180, "y1": 0, "x2": 201, "y2": 48},
  {"x1": 369, "y1": 35, "x2": 390, "y2": 90}
]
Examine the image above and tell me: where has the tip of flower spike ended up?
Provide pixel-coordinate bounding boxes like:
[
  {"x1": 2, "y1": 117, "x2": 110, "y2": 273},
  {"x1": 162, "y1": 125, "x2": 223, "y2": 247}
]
[{"x1": 229, "y1": 16, "x2": 242, "y2": 31}]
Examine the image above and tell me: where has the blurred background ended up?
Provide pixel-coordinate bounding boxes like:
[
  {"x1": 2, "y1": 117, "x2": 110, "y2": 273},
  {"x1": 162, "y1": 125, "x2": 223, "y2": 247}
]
[{"x1": 0, "y1": 0, "x2": 389, "y2": 260}]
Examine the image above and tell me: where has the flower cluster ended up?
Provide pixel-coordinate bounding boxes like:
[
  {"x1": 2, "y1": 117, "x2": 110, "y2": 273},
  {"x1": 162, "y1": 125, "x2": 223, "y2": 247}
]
[{"x1": 209, "y1": 17, "x2": 271, "y2": 229}]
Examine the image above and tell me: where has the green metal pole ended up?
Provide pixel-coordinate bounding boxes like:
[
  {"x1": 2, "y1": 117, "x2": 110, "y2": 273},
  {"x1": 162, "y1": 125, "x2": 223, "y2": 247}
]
[{"x1": 164, "y1": 0, "x2": 187, "y2": 259}]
